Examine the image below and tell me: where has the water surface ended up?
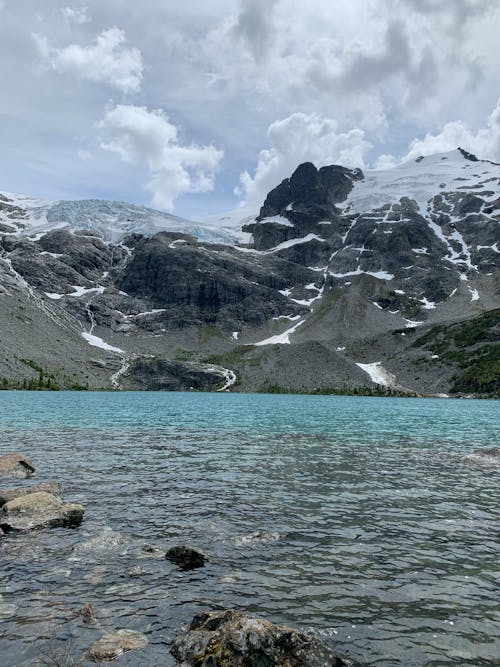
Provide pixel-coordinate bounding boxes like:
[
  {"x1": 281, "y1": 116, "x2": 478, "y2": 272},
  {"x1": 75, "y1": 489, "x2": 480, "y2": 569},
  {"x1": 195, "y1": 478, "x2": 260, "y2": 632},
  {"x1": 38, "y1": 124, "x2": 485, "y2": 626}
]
[{"x1": 0, "y1": 392, "x2": 498, "y2": 666}]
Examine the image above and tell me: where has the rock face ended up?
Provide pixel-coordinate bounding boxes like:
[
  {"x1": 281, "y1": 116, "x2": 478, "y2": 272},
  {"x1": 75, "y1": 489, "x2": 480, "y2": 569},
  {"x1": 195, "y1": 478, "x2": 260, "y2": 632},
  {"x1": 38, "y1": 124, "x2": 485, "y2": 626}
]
[
  {"x1": 86, "y1": 629, "x2": 148, "y2": 663},
  {"x1": 171, "y1": 609, "x2": 357, "y2": 666},
  {"x1": 0, "y1": 452, "x2": 35, "y2": 479},
  {"x1": 0, "y1": 148, "x2": 498, "y2": 396},
  {"x1": 166, "y1": 545, "x2": 207, "y2": 570},
  {"x1": 125, "y1": 357, "x2": 232, "y2": 391},
  {"x1": 0, "y1": 491, "x2": 84, "y2": 531},
  {"x1": 0, "y1": 481, "x2": 63, "y2": 507}
]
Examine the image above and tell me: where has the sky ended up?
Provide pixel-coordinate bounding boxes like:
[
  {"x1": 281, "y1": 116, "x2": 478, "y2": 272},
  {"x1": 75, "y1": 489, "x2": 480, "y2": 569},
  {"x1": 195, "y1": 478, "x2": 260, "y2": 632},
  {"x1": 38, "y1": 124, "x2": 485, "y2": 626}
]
[{"x1": 1, "y1": 0, "x2": 499, "y2": 219}]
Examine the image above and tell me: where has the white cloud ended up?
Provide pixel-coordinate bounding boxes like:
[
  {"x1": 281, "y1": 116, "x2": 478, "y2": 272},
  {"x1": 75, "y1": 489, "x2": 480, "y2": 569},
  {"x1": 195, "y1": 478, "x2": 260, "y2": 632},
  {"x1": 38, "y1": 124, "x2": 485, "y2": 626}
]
[
  {"x1": 237, "y1": 112, "x2": 370, "y2": 204},
  {"x1": 33, "y1": 26, "x2": 142, "y2": 93},
  {"x1": 60, "y1": 6, "x2": 91, "y2": 25},
  {"x1": 403, "y1": 96, "x2": 500, "y2": 162},
  {"x1": 98, "y1": 104, "x2": 224, "y2": 210}
]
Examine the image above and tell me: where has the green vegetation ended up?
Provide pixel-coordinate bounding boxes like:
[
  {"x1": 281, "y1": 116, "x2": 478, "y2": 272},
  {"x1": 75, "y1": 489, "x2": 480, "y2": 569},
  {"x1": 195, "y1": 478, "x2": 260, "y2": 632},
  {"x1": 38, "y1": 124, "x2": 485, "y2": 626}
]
[
  {"x1": 257, "y1": 383, "x2": 416, "y2": 398},
  {"x1": 197, "y1": 325, "x2": 223, "y2": 344},
  {"x1": 203, "y1": 345, "x2": 255, "y2": 366},
  {"x1": 412, "y1": 309, "x2": 500, "y2": 396}
]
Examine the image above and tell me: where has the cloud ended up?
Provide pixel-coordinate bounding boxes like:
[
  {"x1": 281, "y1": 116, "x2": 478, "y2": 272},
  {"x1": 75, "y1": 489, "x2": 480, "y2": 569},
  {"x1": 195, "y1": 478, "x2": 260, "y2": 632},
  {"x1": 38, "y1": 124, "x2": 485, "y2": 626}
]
[
  {"x1": 33, "y1": 26, "x2": 142, "y2": 93},
  {"x1": 98, "y1": 104, "x2": 224, "y2": 210},
  {"x1": 237, "y1": 112, "x2": 370, "y2": 204},
  {"x1": 232, "y1": 0, "x2": 280, "y2": 62},
  {"x1": 403, "y1": 96, "x2": 500, "y2": 162},
  {"x1": 60, "y1": 6, "x2": 91, "y2": 25},
  {"x1": 386, "y1": 0, "x2": 496, "y2": 29}
]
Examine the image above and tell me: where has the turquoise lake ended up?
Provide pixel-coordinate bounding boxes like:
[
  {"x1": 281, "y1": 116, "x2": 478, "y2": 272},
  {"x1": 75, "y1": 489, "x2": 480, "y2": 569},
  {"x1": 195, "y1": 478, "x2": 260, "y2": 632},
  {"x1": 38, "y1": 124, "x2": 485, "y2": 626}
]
[{"x1": 0, "y1": 392, "x2": 499, "y2": 666}]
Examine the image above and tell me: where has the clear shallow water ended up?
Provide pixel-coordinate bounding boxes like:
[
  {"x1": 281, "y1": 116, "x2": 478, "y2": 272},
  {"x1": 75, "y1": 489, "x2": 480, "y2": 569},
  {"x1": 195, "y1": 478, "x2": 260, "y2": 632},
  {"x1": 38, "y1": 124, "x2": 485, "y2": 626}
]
[{"x1": 0, "y1": 392, "x2": 499, "y2": 666}]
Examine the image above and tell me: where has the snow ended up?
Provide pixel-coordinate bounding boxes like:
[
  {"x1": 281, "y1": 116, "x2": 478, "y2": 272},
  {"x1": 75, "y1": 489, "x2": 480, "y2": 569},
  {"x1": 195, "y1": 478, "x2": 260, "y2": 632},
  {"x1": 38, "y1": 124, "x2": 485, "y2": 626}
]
[
  {"x1": 329, "y1": 268, "x2": 394, "y2": 280},
  {"x1": 254, "y1": 318, "x2": 305, "y2": 346},
  {"x1": 356, "y1": 361, "x2": 396, "y2": 388},
  {"x1": 404, "y1": 319, "x2": 424, "y2": 328},
  {"x1": 232, "y1": 331, "x2": 239, "y2": 340},
  {"x1": 272, "y1": 314, "x2": 301, "y2": 321},
  {"x1": 373, "y1": 302, "x2": 383, "y2": 310},
  {"x1": 420, "y1": 297, "x2": 436, "y2": 309},
  {"x1": 69, "y1": 285, "x2": 105, "y2": 297},
  {"x1": 268, "y1": 233, "x2": 325, "y2": 253},
  {"x1": 81, "y1": 332, "x2": 124, "y2": 354},
  {"x1": 259, "y1": 215, "x2": 293, "y2": 227},
  {"x1": 395, "y1": 289, "x2": 405, "y2": 295},
  {"x1": 336, "y1": 346, "x2": 346, "y2": 352},
  {"x1": 468, "y1": 287, "x2": 480, "y2": 301},
  {"x1": 1, "y1": 191, "x2": 244, "y2": 245},
  {"x1": 124, "y1": 309, "x2": 166, "y2": 319},
  {"x1": 413, "y1": 247, "x2": 429, "y2": 255},
  {"x1": 44, "y1": 292, "x2": 63, "y2": 300},
  {"x1": 345, "y1": 149, "x2": 500, "y2": 216}
]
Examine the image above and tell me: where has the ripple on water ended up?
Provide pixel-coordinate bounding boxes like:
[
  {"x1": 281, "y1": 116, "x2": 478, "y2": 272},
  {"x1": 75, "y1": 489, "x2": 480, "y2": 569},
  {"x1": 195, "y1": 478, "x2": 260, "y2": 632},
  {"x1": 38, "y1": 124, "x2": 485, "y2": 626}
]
[{"x1": 0, "y1": 392, "x2": 499, "y2": 666}]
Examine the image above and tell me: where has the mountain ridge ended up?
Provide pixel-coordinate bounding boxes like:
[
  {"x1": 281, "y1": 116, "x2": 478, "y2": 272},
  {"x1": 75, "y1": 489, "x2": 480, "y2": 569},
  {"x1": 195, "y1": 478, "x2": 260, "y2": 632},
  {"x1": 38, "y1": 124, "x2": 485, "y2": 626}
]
[{"x1": 0, "y1": 148, "x2": 498, "y2": 396}]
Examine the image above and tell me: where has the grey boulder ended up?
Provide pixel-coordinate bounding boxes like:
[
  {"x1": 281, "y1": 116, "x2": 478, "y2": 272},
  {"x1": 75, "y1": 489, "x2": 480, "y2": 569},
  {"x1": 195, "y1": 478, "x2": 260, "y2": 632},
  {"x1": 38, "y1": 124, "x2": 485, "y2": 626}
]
[
  {"x1": 0, "y1": 452, "x2": 35, "y2": 479},
  {"x1": 0, "y1": 491, "x2": 84, "y2": 531},
  {"x1": 0, "y1": 481, "x2": 63, "y2": 507}
]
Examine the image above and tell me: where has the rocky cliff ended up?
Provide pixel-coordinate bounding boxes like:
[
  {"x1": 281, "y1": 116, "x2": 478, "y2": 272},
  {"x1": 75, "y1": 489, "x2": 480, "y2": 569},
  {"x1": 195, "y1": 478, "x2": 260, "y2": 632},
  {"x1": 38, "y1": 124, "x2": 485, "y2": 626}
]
[{"x1": 0, "y1": 148, "x2": 498, "y2": 396}]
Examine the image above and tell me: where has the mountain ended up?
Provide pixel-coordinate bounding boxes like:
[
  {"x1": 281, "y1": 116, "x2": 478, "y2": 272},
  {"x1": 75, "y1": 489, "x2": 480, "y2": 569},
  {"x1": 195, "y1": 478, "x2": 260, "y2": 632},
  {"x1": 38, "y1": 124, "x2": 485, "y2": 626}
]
[{"x1": 0, "y1": 148, "x2": 498, "y2": 396}]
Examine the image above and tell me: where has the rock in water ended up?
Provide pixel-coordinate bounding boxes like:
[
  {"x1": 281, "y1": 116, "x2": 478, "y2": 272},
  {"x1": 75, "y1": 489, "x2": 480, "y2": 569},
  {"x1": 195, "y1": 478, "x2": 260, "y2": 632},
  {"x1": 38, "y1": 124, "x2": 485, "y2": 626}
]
[
  {"x1": 474, "y1": 447, "x2": 500, "y2": 460},
  {"x1": 86, "y1": 629, "x2": 148, "y2": 662},
  {"x1": 0, "y1": 452, "x2": 35, "y2": 479},
  {"x1": 0, "y1": 491, "x2": 84, "y2": 531},
  {"x1": 0, "y1": 481, "x2": 63, "y2": 507},
  {"x1": 171, "y1": 609, "x2": 359, "y2": 666},
  {"x1": 165, "y1": 545, "x2": 207, "y2": 570}
]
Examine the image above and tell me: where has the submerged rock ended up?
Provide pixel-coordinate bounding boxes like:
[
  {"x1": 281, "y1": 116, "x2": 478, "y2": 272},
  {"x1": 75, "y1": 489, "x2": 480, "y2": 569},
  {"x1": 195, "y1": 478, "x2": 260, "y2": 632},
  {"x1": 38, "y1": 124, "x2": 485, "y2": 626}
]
[
  {"x1": 0, "y1": 452, "x2": 35, "y2": 479},
  {"x1": 0, "y1": 491, "x2": 84, "y2": 531},
  {"x1": 0, "y1": 481, "x2": 63, "y2": 507},
  {"x1": 171, "y1": 609, "x2": 358, "y2": 666},
  {"x1": 78, "y1": 602, "x2": 97, "y2": 625},
  {"x1": 86, "y1": 629, "x2": 148, "y2": 662},
  {"x1": 165, "y1": 545, "x2": 207, "y2": 570},
  {"x1": 474, "y1": 447, "x2": 500, "y2": 460}
]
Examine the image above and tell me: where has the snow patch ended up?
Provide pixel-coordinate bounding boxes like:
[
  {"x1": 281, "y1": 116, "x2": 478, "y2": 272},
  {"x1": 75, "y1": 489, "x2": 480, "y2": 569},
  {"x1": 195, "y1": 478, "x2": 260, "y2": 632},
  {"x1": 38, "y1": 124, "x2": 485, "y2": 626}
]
[
  {"x1": 81, "y1": 332, "x2": 124, "y2": 354},
  {"x1": 356, "y1": 361, "x2": 396, "y2": 388}
]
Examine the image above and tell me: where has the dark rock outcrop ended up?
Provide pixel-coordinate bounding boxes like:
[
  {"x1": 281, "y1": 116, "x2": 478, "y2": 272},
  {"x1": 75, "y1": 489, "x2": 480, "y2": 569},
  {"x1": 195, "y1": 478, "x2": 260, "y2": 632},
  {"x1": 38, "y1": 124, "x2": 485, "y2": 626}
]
[
  {"x1": 165, "y1": 545, "x2": 207, "y2": 570},
  {"x1": 125, "y1": 357, "x2": 230, "y2": 391},
  {"x1": 259, "y1": 162, "x2": 363, "y2": 224},
  {"x1": 171, "y1": 609, "x2": 358, "y2": 666}
]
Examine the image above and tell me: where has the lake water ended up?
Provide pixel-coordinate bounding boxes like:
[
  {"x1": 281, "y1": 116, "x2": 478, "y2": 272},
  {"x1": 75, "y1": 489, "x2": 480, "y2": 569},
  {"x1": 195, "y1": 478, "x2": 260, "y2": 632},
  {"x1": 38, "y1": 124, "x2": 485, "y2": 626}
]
[{"x1": 0, "y1": 392, "x2": 499, "y2": 666}]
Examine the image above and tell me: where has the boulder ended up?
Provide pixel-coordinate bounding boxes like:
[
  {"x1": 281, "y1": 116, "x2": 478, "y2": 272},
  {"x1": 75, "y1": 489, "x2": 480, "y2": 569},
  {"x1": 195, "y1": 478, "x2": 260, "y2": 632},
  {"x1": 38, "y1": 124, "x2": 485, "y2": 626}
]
[
  {"x1": 86, "y1": 629, "x2": 148, "y2": 663},
  {"x1": 165, "y1": 545, "x2": 207, "y2": 570},
  {"x1": 0, "y1": 491, "x2": 84, "y2": 531},
  {"x1": 0, "y1": 452, "x2": 35, "y2": 479},
  {"x1": 171, "y1": 609, "x2": 358, "y2": 666},
  {"x1": 0, "y1": 481, "x2": 63, "y2": 507}
]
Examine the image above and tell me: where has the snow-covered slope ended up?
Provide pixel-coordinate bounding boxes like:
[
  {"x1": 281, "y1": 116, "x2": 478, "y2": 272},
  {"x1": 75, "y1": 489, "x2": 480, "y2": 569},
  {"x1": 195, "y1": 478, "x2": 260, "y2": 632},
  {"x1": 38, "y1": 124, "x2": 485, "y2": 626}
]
[
  {"x1": 343, "y1": 148, "x2": 499, "y2": 215},
  {"x1": 0, "y1": 193, "x2": 240, "y2": 244}
]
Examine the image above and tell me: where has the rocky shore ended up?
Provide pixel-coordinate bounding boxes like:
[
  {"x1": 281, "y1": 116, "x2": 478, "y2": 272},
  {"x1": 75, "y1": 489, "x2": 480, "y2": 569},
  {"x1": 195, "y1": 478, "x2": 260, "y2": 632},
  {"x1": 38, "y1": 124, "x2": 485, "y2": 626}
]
[
  {"x1": 3, "y1": 446, "x2": 497, "y2": 664},
  {"x1": 0, "y1": 450, "x2": 362, "y2": 665}
]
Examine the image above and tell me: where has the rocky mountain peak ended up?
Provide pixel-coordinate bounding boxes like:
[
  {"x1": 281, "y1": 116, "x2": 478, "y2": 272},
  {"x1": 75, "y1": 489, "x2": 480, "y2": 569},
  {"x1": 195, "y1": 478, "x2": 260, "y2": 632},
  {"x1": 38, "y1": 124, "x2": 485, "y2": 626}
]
[{"x1": 258, "y1": 161, "x2": 364, "y2": 222}]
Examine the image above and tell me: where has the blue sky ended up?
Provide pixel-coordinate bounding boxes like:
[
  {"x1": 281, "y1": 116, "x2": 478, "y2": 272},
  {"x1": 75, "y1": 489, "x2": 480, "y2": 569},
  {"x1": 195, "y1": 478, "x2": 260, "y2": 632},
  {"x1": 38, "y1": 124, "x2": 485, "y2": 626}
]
[{"x1": 1, "y1": 0, "x2": 499, "y2": 219}]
